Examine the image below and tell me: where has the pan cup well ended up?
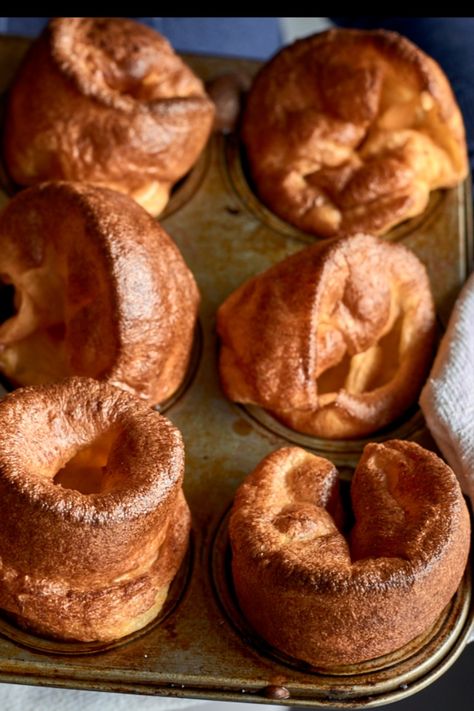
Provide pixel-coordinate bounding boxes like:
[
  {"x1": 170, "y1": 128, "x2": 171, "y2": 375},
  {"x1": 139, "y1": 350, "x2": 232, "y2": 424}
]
[
  {"x1": 224, "y1": 132, "x2": 448, "y2": 246},
  {"x1": 0, "y1": 377, "x2": 192, "y2": 646},
  {"x1": 210, "y1": 444, "x2": 471, "y2": 705}
]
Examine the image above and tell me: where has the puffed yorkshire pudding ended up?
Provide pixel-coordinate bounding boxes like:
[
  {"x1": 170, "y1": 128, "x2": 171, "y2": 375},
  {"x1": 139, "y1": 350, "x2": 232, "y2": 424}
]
[
  {"x1": 217, "y1": 233, "x2": 435, "y2": 439},
  {"x1": 0, "y1": 181, "x2": 199, "y2": 404},
  {"x1": 242, "y1": 29, "x2": 468, "y2": 237},
  {"x1": 229, "y1": 442, "x2": 470, "y2": 666},
  {"x1": 0, "y1": 377, "x2": 191, "y2": 642},
  {"x1": 3, "y1": 17, "x2": 215, "y2": 216}
]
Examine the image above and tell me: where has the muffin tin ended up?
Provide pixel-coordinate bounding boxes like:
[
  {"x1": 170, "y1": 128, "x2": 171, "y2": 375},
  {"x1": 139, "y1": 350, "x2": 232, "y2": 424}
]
[{"x1": 0, "y1": 37, "x2": 472, "y2": 707}]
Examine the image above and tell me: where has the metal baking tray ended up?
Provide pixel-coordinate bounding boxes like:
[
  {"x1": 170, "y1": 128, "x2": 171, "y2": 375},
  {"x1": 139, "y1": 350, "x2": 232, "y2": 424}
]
[{"x1": 0, "y1": 36, "x2": 472, "y2": 708}]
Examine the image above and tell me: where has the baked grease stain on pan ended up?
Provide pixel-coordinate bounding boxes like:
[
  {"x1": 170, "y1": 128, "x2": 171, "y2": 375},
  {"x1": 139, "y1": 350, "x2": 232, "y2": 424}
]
[
  {"x1": 210, "y1": 506, "x2": 473, "y2": 703},
  {"x1": 236, "y1": 402, "x2": 426, "y2": 467},
  {"x1": 223, "y1": 132, "x2": 448, "y2": 246},
  {"x1": 0, "y1": 534, "x2": 194, "y2": 656}
]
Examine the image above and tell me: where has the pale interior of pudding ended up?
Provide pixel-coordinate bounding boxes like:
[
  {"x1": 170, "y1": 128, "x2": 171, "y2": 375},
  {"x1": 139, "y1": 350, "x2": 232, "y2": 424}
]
[
  {"x1": 0, "y1": 244, "x2": 114, "y2": 386},
  {"x1": 299, "y1": 77, "x2": 440, "y2": 174},
  {"x1": 375, "y1": 78, "x2": 431, "y2": 133},
  {"x1": 316, "y1": 308, "x2": 404, "y2": 406},
  {"x1": 360, "y1": 72, "x2": 463, "y2": 184},
  {"x1": 0, "y1": 323, "x2": 70, "y2": 385},
  {"x1": 54, "y1": 429, "x2": 119, "y2": 495},
  {"x1": 87, "y1": 177, "x2": 170, "y2": 217},
  {"x1": 0, "y1": 265, "x2": 70, "y2": 386},
  {"x1": 301, "y1": 71, "x2": 461, "y2": 206}
]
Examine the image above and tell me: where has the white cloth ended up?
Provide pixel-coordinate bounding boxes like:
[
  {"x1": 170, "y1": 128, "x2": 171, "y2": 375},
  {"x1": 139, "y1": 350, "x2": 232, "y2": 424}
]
[
  {"x1": 419, "y1": 271, "x2": 474, "y2": 642},
  {"x1": 0, "y1": 685, "x2": 205, "y2": 711},
  {"x1": 420, "y1": 271, "x2": 474, "y2": 502},
  {"x1": 0, "y1": 687, "x2": 277, "y2": 711}
]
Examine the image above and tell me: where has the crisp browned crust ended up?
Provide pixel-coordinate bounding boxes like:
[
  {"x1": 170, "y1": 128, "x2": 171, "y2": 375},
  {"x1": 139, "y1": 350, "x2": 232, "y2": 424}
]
[
  {"x1": 3, "y1": 17, "x2": 215, "y2": 216},
  {"x1": 242, "y1": 29, "x2": 468, "y2": 237},
  {"x1": 0, "y1": 377, "x2": 191, "y2": 642},
  {"x1": 0, "y1": 181, "x2": 200, "y2": 404},
  {"x1": 229, "y1": 442, "x2": 470, "y2": 666},
  {"x1": 217, "y1": 233, "x2": 435, "y2": 439}
]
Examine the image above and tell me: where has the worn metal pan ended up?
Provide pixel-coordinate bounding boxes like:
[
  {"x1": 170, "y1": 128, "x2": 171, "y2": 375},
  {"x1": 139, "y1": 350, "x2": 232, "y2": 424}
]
[{"x1": 0, "y1": 38, "x2": 471, "y2": 707}]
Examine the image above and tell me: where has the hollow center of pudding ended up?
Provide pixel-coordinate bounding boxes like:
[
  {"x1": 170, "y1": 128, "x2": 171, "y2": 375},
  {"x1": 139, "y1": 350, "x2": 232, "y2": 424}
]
[
  {"x1": 0, "y1": 275, "x2": 18, "y2": 325},
  {"x1": 0, "y1": 230, "x2": 116, "y2": 388},
  {"x1": 54, "y1": 429, "x2": 119, "y2": 495},
  {"x1": 0, "y1": 258, "x2": 71, "y2": 387},
  {"x1": 317, "y1": 312, "x2": 403, "y2": 401}
]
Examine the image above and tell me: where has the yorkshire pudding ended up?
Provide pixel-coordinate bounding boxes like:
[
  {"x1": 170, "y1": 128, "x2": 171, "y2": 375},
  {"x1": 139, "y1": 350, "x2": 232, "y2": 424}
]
[
  {"x1": 217, "y1": 233, "x2": 435, "y2": 439},
  {"x1": 0, "y1": 377, "x2": 191, "y2": 642},
  {"x1": 242, "y1": 29, "x2": 468, "y2": 237},
  {"x1": 229, "y1": 442, "x2": 470, "y2": 666},
  {"x1": 0, "y1": 181, "x2": 199, "y2": 404},
  {"x1": 3, "y1": 17, "x2": 215, "y2": 216}
]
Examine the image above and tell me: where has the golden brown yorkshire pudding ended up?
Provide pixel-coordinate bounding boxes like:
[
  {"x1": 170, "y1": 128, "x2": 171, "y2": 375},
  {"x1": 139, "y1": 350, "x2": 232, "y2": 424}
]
[
  {"x1": 217, "y1": 233, "x2": 435, "y2": 439},
  {"x1": 0, "y1": 181, "x2": 199, "y2": 404},
  {"x1": 229, "y1": 442, "x2": 470, "y2": 667},
  {"x1": 0, "y1": 377, "x2": 191, "y2": 642},
  {"x1": 242, "y1": 29, "x2": 468, "y2": 237},
  {"x1": 3, "y1": 17, "x2": 215, "y2": 216}
]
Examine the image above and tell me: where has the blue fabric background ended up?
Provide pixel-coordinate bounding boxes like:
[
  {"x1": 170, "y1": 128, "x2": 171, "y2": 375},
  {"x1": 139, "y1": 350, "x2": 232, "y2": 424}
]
[
  {"x1": 0, "y1": 17, "x2": 472, "y2": 171},
  {"x1": 0, "y1": 17, "x2": 282, "y2": 59}
]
